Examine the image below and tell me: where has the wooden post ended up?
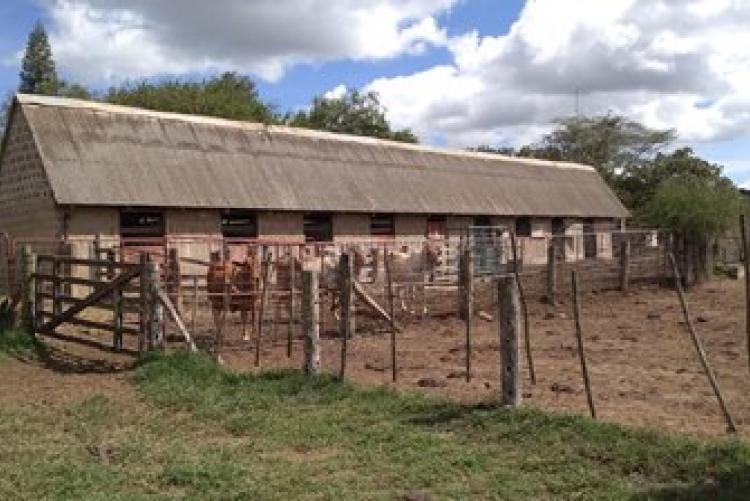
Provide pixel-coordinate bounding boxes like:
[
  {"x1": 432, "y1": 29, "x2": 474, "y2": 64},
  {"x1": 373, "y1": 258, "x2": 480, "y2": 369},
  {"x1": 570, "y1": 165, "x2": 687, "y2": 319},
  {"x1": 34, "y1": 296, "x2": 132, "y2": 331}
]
[
  {"x1": 547, "y1": 242, "x2": 557, "y2": 306},
  {"x1": 168, "y1": 247, "x2": 182, "y2": 313},
  {"x1": 287, "y1": 253, "x2": 296, "y2": 358},
  {"x1": 741, "y1": 214, "x2": 750, "y2": 382},
  {"x1": 20, "y1": 245, "x2": 36, "y2": 332},
  {"x1": 256, "y1": 246, "x2": 271, "y2": 368},
  {"x1": 668, "y1": 252, "x2": 737, "y2": 433},
  {"x1": 138, "y1": 254, "x2": 149, "y2": 354},
  {"x1": 498, "y1": 275, "x2": 520, "y2": 407},
  {"x1": 510, "y1": 231, "x2": 536, "y2": 384},
  {"x1": 108, "y1": 251, "x2": 123, "y2": 350},
  {"x1": 461, "y1": 248, "x2": 474, "y2": 382},
  {"x1": 385, "y1": 251, "x2": 397, "y2": 382},
  {"x1": 191, "y1": 275, "x2": 198, "y2": 336},
  {"x1": 338, "y1": 251, "x2": 354, "y2": 378},
  {"x1": 619, "y1": 240, "x2": 631, "y2": 292},
  {"x1": 572, "y1": 271, "x2": 596, "y2": 420},
  {"x1": 52, "y1": 256, "x2": 62, "y2": 318},
  {"x1": 302, "y1": 270, "x2": 320, "y2": 375},
  {"x1": 146, "y1": 260, "x2": 164, "y2": 350}
]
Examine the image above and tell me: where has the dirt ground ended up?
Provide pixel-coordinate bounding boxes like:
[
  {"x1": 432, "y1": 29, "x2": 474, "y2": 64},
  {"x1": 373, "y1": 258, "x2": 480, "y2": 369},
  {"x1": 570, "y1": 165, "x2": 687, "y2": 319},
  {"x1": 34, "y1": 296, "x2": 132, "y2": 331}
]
[
  {"x1": 2, "y1": 278, "x2": 748, "y2": 439},
  {"x1": 221, "y1": 279, "x2": 750, "y2": 438}
]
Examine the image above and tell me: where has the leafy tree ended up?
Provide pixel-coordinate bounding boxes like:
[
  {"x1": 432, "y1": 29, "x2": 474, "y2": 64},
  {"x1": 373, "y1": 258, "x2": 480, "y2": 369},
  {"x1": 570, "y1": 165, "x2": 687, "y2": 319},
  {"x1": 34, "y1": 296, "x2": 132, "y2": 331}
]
[
  {"x1": 617, "y1": 147, "x2": 732, "y2": 212},
  {"x1": 106, "y1": 72, "x2": 276, "y2": 123},
  {"x1": 19, "y1": 21, "x2": 59, "y2": 95},
  {"x1": 518, "y1": 114, "x2": 675, "y2": 185},
  {"x1": 289, "y1": 89, "x2": 418, "y2": 143},
  {"x1": 57, "y1": 81, "x2": 92, "y2": 100},
  {"x1": 644, "y1": 176, "x2": 740, "y2": 283}
]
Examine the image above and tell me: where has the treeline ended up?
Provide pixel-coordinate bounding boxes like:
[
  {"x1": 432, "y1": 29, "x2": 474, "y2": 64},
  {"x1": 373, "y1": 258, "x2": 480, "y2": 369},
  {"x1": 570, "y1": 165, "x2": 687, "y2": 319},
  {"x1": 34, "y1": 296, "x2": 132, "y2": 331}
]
[{"x1": 1, "y1": 22, "x2": 417, "y2": 144}]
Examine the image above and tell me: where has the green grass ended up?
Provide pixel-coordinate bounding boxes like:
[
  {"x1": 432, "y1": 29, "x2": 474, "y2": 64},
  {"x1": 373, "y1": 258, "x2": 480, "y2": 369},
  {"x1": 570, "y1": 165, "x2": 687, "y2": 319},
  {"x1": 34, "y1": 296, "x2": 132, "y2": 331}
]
[
  {"x1": 0, "y1": 328, "x2": 45, "y2": 360},
  {"x1": 0, "y1": 352, "x2": 748, "y2": 500}
]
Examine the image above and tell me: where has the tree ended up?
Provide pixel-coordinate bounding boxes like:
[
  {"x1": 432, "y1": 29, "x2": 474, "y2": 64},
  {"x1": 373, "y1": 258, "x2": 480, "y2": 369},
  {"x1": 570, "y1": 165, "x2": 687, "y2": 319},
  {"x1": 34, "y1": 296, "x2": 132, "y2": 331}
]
[
  {"x1": 289, "y1": 89, "x2": 418, "y2": 143},
  {"x1": 617, "y1": 147, "x2": 732, "y2": 212},
  {"x1": 19, "y1": 21, "x2": 59, "y2": 95},
  {"x1": 518, "y1": 114, "x2": 675, "y2": 185},
  {"x1": 643, "y1": 176, "x2": 740, "y2": 284},
  {"x1": 106, "y1": 72, "x2": 276, "y2": 123},
  {"x1": 468, "y1": 145, "x2": 517, "y2": 156}
]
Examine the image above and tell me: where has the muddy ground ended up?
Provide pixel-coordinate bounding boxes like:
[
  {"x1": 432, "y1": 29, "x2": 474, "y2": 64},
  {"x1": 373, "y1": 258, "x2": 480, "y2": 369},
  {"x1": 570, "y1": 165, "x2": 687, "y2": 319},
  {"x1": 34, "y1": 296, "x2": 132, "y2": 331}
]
[{"x1": 219, "y1": 279, "x2": 750, "y2": 438}]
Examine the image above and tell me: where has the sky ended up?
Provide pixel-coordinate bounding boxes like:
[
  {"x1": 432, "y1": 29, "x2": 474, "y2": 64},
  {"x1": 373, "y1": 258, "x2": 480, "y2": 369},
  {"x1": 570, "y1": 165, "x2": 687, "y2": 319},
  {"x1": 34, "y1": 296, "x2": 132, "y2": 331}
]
[{"x1": 1, "y1": 0, "x2": 749, "y2": 187}]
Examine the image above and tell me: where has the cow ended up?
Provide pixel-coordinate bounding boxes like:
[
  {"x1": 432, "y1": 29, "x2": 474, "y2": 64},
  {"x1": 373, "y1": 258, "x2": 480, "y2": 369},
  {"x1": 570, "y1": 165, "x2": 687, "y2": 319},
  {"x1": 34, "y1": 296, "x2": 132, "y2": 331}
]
[{"x1": 206, "y1": 249, "x2": 260, "y2": 343}]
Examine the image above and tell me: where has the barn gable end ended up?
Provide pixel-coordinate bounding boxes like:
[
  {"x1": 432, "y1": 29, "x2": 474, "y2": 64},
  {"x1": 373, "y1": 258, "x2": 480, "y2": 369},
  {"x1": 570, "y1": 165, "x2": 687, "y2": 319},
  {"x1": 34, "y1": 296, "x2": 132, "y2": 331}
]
[{"x1": 0, "y1": 103, "x2": 61, "y2": 238}]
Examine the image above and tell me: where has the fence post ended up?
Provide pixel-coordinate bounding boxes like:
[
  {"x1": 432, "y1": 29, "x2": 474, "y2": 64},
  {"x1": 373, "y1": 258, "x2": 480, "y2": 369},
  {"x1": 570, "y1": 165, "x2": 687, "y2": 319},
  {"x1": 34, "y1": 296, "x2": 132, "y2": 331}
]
[
  {"x1": 145, "y1": 259, "x2": 163, "y2": 350},
  {"x1": 385, "y1": 251, "x2": 397, "y2": 382},
  {"x1": 572, "y1": 271, "x2": 597, "y2": 419},
  {"x1": 461, "y1": 248, "x2": 474, "y2": 382},
  {"x1": 20, "y1": 245, "x2": 36, "y2": 332},
  {"x1": 498, "y1": 275, "x2": 520, "y2": 407},
  {"x1": 138, "y1": 254, "x2": 149, "y2": 354},
  {"x1": 302, "y1": 270, "x2": 320, "y2": 375},
  {"x1": 619, "y1": 240, "x2": 631, "y2": 292},
  {"x1": 547, "y1": 242, "x2": 557, "y2": 306},
  {"x1": 108, "y1": 250, "x2": 123, "y2": 350},
  {"x1": 338, "y1": 251, "x2": 354, "y2": 378},
  {"x1": 168, "y1": 247, "x2": 183, "y2": 313},
  {"x1": 287, "y1": 253, "x2": 296, "y2": 358},
  {"x1": 740, "y1": 214, "x2": 750, "y2": 383},
  {"x1": 52, "y1": 256, "x2": 62, "y2": 318}
]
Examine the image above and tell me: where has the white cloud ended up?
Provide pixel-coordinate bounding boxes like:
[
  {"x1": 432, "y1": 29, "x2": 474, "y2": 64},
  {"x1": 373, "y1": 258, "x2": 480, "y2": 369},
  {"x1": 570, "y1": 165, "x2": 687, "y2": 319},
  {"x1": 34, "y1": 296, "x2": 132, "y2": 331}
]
[
  {"x1": 367, "y1": 0, "x2": 750, "y2": 147},
  {"x1": 42, "y1": 0, "x2": 455, "y2": 83}
]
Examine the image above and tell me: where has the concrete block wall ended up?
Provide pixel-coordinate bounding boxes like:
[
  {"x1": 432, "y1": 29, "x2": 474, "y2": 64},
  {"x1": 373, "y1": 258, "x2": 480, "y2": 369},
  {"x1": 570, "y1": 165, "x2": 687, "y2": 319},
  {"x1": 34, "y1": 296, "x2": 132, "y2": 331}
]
[{"x1": 0, "y1": 108, "x2": 62, "y2": 239}]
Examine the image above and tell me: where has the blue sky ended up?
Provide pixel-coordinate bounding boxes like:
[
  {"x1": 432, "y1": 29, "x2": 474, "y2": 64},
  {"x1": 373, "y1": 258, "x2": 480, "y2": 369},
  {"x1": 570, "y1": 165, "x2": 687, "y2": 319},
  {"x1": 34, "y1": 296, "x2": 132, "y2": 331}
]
[{"x1": 1, "y1": 0, "x2": 749, "y2": 186}]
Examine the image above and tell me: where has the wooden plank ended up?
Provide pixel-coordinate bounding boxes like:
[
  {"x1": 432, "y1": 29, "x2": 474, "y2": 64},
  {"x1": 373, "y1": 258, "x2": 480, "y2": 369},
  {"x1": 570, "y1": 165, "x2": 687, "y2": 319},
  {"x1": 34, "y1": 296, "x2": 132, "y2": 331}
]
[
  {"x1": 352, "y1": 281, "x2": 402, "y2": 332},
  {"x1": 36, "y1": 255, "x2": 140, "y2": 270},
  {"x1": 36, "y1": 267, "x2": 141, "y2": 334},
  {"x1": 157, "y1": 288, "x2": 198, "y2": 352}
]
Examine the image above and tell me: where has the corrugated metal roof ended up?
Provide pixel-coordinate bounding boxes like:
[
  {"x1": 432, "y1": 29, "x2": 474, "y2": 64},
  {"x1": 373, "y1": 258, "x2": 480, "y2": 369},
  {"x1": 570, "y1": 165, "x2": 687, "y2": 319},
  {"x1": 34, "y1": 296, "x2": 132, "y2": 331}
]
[{"x1": 15, "y1": 93, "x2": 629, "y2": 218}]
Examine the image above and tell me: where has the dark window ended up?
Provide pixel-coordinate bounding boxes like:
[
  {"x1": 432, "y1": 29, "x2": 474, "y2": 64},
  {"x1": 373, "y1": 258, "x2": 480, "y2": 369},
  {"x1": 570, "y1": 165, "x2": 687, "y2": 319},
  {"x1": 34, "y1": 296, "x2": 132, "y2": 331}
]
[
  {"x1": 474, "y1": 216, "x2": 492, "y2": 227},
  {"x1": 551, "y1": 218, "x2": 566, "y2": 235},
  {"x1": 371, "y1": 214, "x2": 395, "y2": 238},
  {"x1": 426, "y1": 216, "x2": 447, "y2": 239},
  {"x1": 221, "y1": 210, "x2": 258, "y2": 238},
  {"x1": 304, "y1": 213, "x2": 333, "y2": 242},
  {"x1": 120, "y1": 210, "x2": 164, "y2": 238},
  {"x1": 515, "y1": 217, "x2": 531, "y2": 237}
]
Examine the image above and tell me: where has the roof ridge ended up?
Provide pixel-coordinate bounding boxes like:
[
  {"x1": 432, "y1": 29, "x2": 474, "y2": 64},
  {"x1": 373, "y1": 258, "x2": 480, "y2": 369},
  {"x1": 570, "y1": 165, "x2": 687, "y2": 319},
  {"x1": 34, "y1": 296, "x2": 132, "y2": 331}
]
[{"x1": 15, "y1": 93, "x2": 594, "y2": 172}]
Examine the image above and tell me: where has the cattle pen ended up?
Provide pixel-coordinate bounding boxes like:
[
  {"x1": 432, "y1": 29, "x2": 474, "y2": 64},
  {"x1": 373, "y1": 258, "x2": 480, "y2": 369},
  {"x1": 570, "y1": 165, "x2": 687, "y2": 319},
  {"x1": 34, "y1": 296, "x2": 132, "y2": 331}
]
[{"x1": 3, "y1": 226, "x2": 750, "y2": 436}]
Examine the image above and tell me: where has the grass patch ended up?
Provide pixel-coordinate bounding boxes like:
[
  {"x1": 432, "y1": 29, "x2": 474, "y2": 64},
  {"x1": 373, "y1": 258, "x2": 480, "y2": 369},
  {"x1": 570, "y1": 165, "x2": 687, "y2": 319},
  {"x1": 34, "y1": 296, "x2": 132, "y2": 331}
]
[
  {"x1": 134, "y1": 353, "x2": 750, "y2": 500},
  {"x1": 0, "y1": 328, "x2": 45, "y2": 360},
  {"x1": 0, "y1": 350, "x2": 747, "y2": 499}
]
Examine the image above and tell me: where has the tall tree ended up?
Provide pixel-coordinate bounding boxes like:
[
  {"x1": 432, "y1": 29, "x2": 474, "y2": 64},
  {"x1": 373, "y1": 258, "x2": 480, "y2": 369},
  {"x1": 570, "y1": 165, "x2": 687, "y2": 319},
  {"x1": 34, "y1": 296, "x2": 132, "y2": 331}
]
[
  {"x1": 106, "y1": 72, "x2": 275, "y2": 123},
  {"x1": 518, "y1": 114, "x2": 675, "y2": 185},
  {"x1": 19, "y1": 21, "x2": 59, "y2": 95},
  {"x1": 289, "y1": 89, "x2": 418, "y2": 143}
]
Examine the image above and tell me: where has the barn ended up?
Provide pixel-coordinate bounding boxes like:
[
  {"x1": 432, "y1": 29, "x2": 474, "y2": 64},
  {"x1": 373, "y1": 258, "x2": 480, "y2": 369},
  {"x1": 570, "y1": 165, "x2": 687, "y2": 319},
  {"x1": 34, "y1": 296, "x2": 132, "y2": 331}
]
[{"x1": 0, "y1": 93, "x2": 628, "y2": 277}]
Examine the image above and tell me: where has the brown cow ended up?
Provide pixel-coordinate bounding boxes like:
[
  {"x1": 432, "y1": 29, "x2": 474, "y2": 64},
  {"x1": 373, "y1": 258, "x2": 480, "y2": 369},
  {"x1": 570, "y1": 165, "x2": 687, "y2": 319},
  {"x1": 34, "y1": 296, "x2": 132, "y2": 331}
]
[{"x1": 207, "y1": 251, "x2": 260, "y2": 342}]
